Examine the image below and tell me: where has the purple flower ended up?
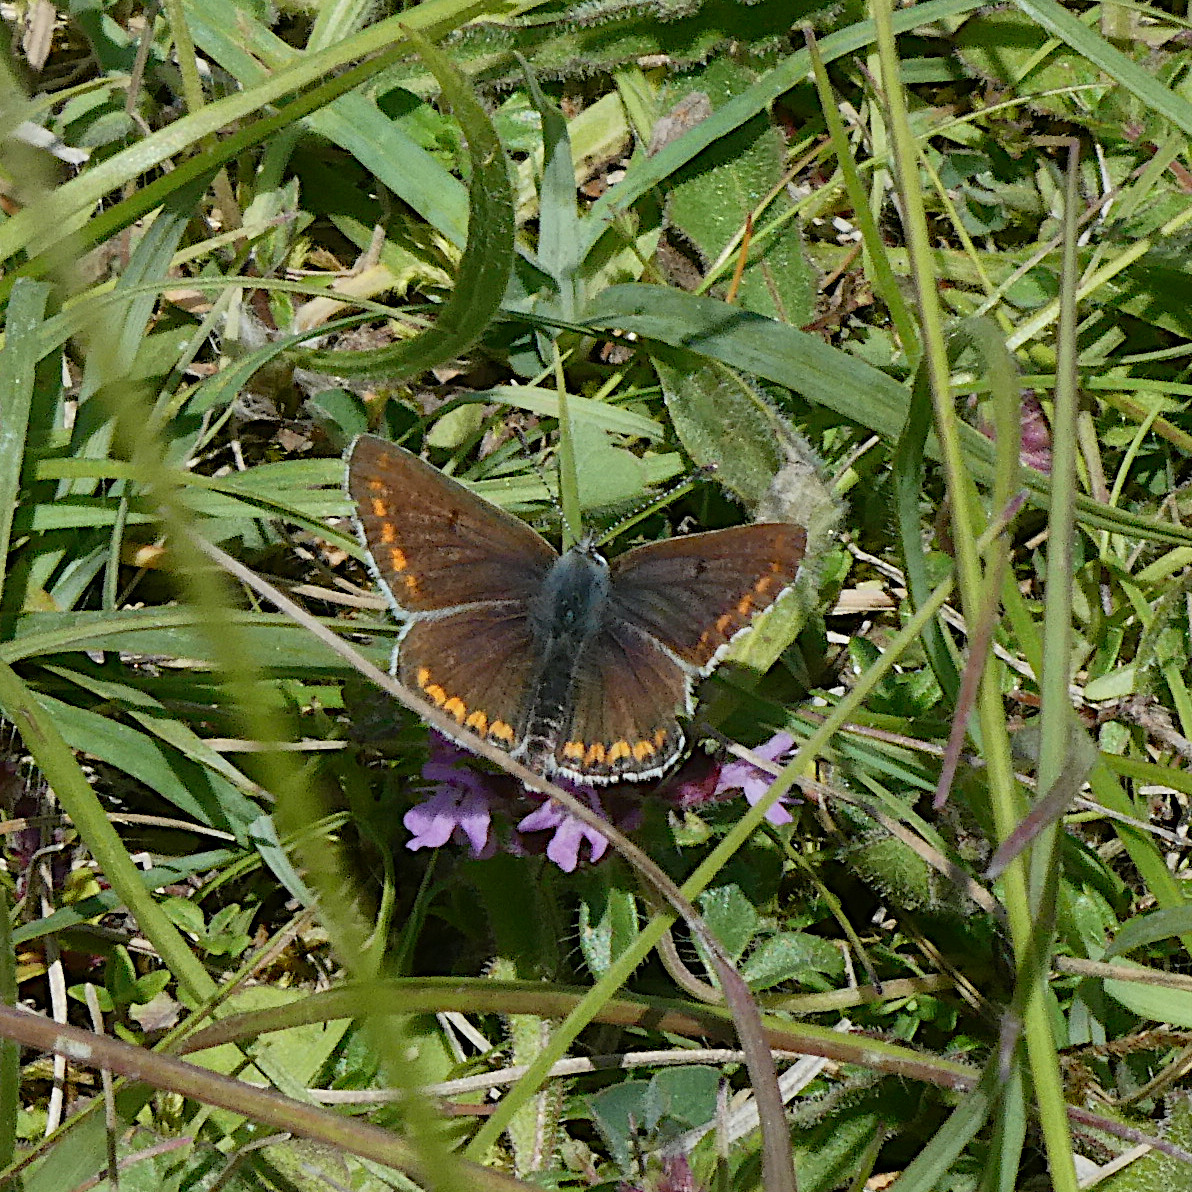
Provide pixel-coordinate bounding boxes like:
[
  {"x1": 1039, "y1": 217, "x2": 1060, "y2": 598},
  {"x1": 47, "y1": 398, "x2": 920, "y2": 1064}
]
[
  {"x1": 404, "y1": 737, "x2": 496, "y2": 857},
  {"x1": 664, "y1": 752, "x2": 723, "y2": 811},
  {"x1": 1019, "y1": 392, "x2": 1052, "y2": 474},
  {"x1": 517, "y1": 788, "x2": 609, "y2": 872},
  {"x1": 619, "y1": 1154, "x2": 702, "y2": 1192},
  {"x1": 714, "y1": 732, "x2": 797, "y2": 825},
  {"x1": 975, "y1": 389, "x2": 1052, "y2": 474}
]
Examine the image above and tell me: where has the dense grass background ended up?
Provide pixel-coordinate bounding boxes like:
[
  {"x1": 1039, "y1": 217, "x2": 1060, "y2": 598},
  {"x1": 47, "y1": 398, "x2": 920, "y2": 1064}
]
[{"x1": 3, "y1": 0, "x2": 1192, "y2": 1188}]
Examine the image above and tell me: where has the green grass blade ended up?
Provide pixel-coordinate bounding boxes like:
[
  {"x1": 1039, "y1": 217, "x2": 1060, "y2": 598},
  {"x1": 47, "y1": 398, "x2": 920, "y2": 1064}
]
[
  {"x1": 581, "y1": 0, "x2": 980, "y2": 259},
  {"x1": 0, "y1": 0, "x2": 508, "y2": 271},
  {"x1": 0, "y1": 662, "x2": 217, "y2": 1005},
  {"x1": 892, "y1": 360, "x2": 961, "y2": 702},
  {"x1": 181, "y1": 0, "x2": 470, "y2": 246},
  {"x1": 0, "y1": 280, "x2": 49, "y2": 613},
  {"x1": 584, "y1": 283, "x2": 1192, "y2": 548},
  {"x1": 890, "y1": 1073, "x2": 995, "y2": 1192},
  {"x1": 518, "y1": 55, "x2": 582, "y2": 320}
]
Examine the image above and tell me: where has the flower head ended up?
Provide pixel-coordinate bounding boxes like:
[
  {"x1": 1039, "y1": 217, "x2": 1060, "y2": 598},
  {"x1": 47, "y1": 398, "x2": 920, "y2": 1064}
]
[
  {"x1": 517, "y1": 782, "x2": 610, "y2": 872},
  {"x1": 714, "y1": 732, "x2": 798, "y2": 825},
  {"x1": 400, "y1": 729, "x2": 797, "y2": 868},
  {"x1": 404, "y1": 735, "x2": 497, "y2": 857}
]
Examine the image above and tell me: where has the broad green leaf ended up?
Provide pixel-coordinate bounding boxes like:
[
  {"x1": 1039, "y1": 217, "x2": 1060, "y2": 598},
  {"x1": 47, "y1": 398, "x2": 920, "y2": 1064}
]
[
  {"x1": 187, "y1": 985, "x2": 349, "y2": 1085},
  {"x1": 1104, "y1": 967, "x2": 1192, "y2": 1028},
  {"x1": 955, "y1": 9, "x2": 1106, "y2": 114},
  {"x1": 741, "y1": 932, "x2": 846, "y2": 992},
  {"x1": 577, "y1": 883, "x2": 640, "y2": 981},
  {"x1": 1015, "y1": 0, "x2": 1192, "y2": 140},
  {"x1": 580, "y1": 0, "x2": 979, "y2": 261},
  {"x1": 655, "y1": 355, "x2": 782, "y2": 505},
  {"x1": 1106, "y1": 907, "x2": 1192, "y2": 959},
  {"x1": 1091, "y1": 1096, "x2": 1192, "y2": 1189},
  {"x1": 698, "y1": 884, "x2": 759, "y2": 964},
  {"x1": 665, "y1": 59, "x2": 814, "y2": 324},
  {"x1": 788, "y1": 1093, "x2": 888, "y2": 1192}
]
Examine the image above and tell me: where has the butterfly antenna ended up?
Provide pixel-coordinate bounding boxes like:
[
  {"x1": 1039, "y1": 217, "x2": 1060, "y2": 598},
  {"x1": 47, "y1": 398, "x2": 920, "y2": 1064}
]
[
  {"x1": 512, "y1": 426, "x2": 567, "y2": 528},
  {"x1": 595, "y1": 463, "x2": 717, "y2": 549}
]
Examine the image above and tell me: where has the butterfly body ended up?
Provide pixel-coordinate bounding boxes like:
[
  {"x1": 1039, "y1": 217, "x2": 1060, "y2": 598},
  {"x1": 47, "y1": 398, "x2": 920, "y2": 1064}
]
[{"x1": 346, "y1": 435, "x2": 806, "y2": 784}]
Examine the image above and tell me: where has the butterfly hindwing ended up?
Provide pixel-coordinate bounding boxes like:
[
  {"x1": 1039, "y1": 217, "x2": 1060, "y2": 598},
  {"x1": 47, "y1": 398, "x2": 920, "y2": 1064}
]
[
  {"x1": 396, "y1": 606, "x2": 541, "y2": 755},
  {"x1": 553, "y1": 619, "x2": 689, "y2": 782}
]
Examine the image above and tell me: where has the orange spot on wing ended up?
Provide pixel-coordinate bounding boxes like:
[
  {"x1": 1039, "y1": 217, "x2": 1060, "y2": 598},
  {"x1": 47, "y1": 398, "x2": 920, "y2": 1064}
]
[
  {"x1": 379, "y1": 522, "x2": 397, "y2": 545},
  {"x1": 465, "y1": 710, "x2": 488, "y2": 734},
  {"x1": 424, "y1": 684, "x2": 447, "y2": 707},
  {"x1": 417, "y1": 667, "x2": 431, "y2": 688},
  {"x1": 403, "y1": 574, "x2": 420, "y2": 597},
  {"x1": 562, "y1": 741, "x2": 586, "y2": 761},
  {"x1": 369, "y1": 496, "x2": 388, "y2": 517},
  {"x1": 388, "y1": 546, "x2": 409, "y2": 573},
  {"x1": 715, "y1": 612, "x2": 734, "y2": 635},
  {"x1": 632, "y1": 739, "x2": 655, "y2": 762},
  {"x1": 490, "y1": 720, "x2": 515, "y2": 744},
  {"x1": 443, "y1": 697, "x2": 467, "y2": 722},
  {"x1": 607, "y1": 740, "x2": 631, "y2": 764},
  {"x1": 736, "y1": 593, "x2": 754, "y2": 616},
  {"x1": 585, "y1": 742, "x2": 606, "y2": 767},
  {"x1": 653, "y1": 728, "x2": 669, "y2": 749},
  {"x1": 754, "y1": 574, "x2": 774, "y2": 594}
]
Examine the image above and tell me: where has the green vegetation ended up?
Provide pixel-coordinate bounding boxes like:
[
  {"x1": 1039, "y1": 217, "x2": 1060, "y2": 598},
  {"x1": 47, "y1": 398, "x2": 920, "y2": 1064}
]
[{"x1": 2, "y1": 0, "x2": 1192, "y2": 1187}]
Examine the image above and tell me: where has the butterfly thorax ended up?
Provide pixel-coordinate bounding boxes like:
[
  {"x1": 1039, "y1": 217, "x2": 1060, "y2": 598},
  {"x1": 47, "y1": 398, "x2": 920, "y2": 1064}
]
[{"x1": 528, "y1": 544, "x2": 610, "y2": 644}]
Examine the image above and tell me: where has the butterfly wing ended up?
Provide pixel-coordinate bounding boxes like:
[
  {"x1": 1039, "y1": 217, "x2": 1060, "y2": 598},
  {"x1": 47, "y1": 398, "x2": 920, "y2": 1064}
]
[
  {"x1": 395, "y1": 606, "x2": 541, "y2": 752},
  {"x1": 346, "y1": 436, "x2": 555, "y2": 755},
  {"x1": 607, "y1": 524, "x2": 807, "y2": 674},
  {"x1": 553, "y1": 621, "x2": 689, "y2": 782},
  {"x1": 551, "y1": 524, "x2": 806, "y2": 783},
  {"x1": 346, "y1": 435, "x2": 557, "y2": 617}
]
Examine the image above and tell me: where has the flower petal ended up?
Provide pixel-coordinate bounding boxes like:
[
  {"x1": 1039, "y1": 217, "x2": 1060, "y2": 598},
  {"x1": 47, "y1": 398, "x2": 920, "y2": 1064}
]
[
  {"x1": 518, "y1": 797, "x2": 610, "y2": 871},
  {"x1": 454, "y1": 791, "x2": 493, "y2": 856},
  {"x1": 404, "y1": 790, "x2": 463, "y2": 850}
]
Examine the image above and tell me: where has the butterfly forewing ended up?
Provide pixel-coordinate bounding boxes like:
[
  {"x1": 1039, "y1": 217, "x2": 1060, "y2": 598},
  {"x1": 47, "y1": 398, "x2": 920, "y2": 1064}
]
[
  {"x1": 608, "y1": 524, "x2": 807, "y2": 673},
  {"x1": 347, "y1": 436, "x2": 555, "y2": 761},
  {"x1": 347, "y1": 435, "x2": 556, "y2": 617}
]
